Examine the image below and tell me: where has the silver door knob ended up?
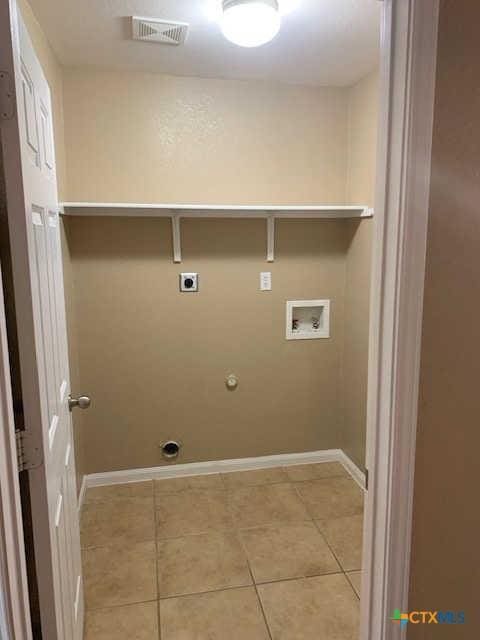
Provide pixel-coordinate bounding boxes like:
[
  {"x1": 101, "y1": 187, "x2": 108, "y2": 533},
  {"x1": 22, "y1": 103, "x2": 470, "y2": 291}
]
[{"x1": 68, "y1": 395, "x2": 91, "y2": 411}]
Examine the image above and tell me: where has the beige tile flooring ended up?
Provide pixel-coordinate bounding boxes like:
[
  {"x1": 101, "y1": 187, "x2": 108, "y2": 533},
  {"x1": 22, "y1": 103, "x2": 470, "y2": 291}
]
[{"x1": 82, "y1": 462, "x2": 364, "y2": 640}]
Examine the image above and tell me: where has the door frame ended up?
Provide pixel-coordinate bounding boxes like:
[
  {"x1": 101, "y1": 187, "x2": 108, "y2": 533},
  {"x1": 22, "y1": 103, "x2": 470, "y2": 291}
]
[
  {"x1": 0, "y1": 262, "x2": 32, "y2": 640},
  {"x1": 361, "y1": 0, "x2": 439, "y2": 638},
  {"x1": 0, "y1": 0, "x2": 440, "y2": 638},
  {"x1": 0, "y1": 4, "x2": 33, "y2": 636}
]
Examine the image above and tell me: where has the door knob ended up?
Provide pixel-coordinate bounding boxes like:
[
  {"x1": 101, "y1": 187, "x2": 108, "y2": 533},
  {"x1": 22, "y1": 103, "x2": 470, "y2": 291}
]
[{"x1": 68, "y1": 395, "x2": 91, "y2": 412}]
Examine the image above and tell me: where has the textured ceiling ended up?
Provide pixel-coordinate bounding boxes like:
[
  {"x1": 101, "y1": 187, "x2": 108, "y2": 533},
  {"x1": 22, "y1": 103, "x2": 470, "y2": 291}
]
[{"x1": 28, "y1": 0, "x2": 381, "y2": 86}]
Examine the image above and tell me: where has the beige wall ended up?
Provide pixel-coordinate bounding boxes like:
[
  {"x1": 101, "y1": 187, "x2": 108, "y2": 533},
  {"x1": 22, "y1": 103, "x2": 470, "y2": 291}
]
[
  {"x1": 342, "y1": 219, "x2": 373, "y2": 468},
  {"x1": 64, "y1": 217, "x2": 354, "y2": 473},
  {"x1": 19, "y1": 1, "x2": 378, "y2": 476},
  {"x1": 60, "y1": 69, "x2": 377, "y2": 474},
  {"x1": 60, "y1": 219, "x2": 85, "y2": 489},
  {"x1": 60, "y1": 70, "x2": 378, "y2": 474},
  {"x1": 346, "y1": 71, "x2": 379, "y2": 207},
  {"x1": 17, "y1": 0, "x2": 66, "y2": 200},
  {"x1": 63, "y1": 69, "x2": 348, "y2": 205},
  {"x1": 408, "y1": 1, "x2": 480, "y2": 634},
  {"x1": 341, "y1": 71, "x2": 378, "y2": 468}
]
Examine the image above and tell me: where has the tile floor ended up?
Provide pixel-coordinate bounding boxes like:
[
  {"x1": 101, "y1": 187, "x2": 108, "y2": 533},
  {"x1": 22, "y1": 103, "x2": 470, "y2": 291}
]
[{"x1": 81, "y1": 462, "x2": 364, "y2": 640}]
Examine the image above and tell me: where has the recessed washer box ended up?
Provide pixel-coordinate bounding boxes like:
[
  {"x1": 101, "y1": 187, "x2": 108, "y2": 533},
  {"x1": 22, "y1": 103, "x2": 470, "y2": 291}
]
[{"x1": 286, "y1": 300, "x2": 330, "y2": 340}]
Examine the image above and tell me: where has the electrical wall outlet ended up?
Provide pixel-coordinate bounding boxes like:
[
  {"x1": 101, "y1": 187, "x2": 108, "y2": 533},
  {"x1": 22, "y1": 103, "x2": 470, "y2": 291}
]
[
  {"x1": 260, "y1": 272, "x2": 272, "y2": 291},
  {"x1": 180, "y1": 273, "x2": 199, "y2": 292}
]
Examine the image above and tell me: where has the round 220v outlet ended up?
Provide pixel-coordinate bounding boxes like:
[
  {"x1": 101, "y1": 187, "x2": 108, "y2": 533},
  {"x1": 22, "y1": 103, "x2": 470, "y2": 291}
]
[{"x1": 180, "y1": 273, "x2": 198, "y2": 292}]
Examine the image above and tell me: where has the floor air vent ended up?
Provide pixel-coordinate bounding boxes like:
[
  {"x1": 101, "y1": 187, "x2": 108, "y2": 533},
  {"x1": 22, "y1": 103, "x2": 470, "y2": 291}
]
[{"x1": 132, "y1": 17, "x2": 189, "y2": 46}]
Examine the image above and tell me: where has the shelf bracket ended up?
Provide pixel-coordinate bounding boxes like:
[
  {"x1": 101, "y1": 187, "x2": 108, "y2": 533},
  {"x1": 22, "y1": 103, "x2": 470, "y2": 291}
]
[
  {"x1": 171, "y1": 214, "x2": 182, "y2": 263},
  {"x1": 267, "y1": 215, "x2": 275, "y2": 262}
]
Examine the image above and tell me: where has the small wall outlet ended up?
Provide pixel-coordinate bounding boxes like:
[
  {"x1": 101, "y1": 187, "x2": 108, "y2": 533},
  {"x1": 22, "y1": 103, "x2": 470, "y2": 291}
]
[
  {"x1": 260, "y1": 272, "x2": 272, "y2": 291},
  {"x1": 180, "y1": 273, "x2": 199, "y2": 292}
]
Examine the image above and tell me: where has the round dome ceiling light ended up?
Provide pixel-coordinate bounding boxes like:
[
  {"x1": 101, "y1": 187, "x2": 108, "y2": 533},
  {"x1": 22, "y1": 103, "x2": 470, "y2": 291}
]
[
  {"x1": 278, "y1": 0, "x2": 301, "y2": 15},
  {"x1": 221, "y1": 0, "x2": 281, "y2": 48}
]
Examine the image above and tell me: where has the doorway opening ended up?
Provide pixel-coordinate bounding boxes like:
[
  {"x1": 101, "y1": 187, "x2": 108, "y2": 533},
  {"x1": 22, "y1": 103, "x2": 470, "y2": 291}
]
[{"x1": 0, "y1": 1, "x2": 440, "y2": 639}]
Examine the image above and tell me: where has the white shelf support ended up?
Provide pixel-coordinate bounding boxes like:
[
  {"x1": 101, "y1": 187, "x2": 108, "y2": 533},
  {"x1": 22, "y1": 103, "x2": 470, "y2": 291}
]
[
  {"x1": 267, "y1": 216, "x2": 275, "y2": 262},
  {"x1": 171, "y1": 215, "x2": 182, "y2": 263}
]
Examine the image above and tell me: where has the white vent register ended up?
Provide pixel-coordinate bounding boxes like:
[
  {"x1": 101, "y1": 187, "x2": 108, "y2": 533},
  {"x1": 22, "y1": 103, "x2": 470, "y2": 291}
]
[{"x1": 132, "y1": 17, "x2": 189, "y2": 45}]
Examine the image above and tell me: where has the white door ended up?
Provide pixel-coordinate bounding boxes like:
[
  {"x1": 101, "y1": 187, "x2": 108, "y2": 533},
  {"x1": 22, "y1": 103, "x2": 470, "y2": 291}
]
[{"x1": 0, "y1": 2, "x2": 83, "y2": 639}]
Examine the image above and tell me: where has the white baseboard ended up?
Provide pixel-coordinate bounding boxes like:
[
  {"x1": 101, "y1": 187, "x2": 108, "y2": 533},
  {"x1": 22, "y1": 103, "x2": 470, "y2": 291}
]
[
  {"x1": 337, "y1": 451, "x2": 366, "y2": 490},
  {"x1": 83, "y1": 449, "x2": 366, "y2": 493}
]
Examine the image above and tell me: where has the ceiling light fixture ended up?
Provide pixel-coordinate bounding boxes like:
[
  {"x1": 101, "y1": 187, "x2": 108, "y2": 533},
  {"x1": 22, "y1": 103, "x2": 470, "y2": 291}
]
[
  {"x1": 278, "y1": 0, "x2": 301, "y2": 15},
  {"x1": 220, "y1": 0, "x2": 281, "y2": 48}
]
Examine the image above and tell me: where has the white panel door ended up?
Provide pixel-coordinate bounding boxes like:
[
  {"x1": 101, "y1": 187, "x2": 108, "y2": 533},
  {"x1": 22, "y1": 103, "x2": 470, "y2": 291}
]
[{"x1": 0, "y1": 3, "x2": 83, "y2": 639}]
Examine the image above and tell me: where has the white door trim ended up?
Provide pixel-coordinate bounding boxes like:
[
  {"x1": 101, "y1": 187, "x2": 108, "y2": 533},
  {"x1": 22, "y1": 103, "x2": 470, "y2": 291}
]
[
  {"x1": 0, "y1": 263, "x2": 32, "y2": 640},
  {"x1": 361, "y1": 1, "x2": 439, "y2": 638}
]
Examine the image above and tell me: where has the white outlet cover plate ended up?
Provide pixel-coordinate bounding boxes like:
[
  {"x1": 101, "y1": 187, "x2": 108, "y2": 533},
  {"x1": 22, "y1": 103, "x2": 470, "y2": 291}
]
[
  {"x1": 180, "y1": 273, "x2": 199, "y2": 292},
  {"x1": 260, "y1": 272, "x2": 272, "y2": 291}
]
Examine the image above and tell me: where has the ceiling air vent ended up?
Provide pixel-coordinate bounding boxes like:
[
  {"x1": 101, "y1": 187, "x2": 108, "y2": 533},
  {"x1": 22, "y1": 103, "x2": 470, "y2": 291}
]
[{"x1": 132, "y1": 16, "x2": 189, "y2": 46}]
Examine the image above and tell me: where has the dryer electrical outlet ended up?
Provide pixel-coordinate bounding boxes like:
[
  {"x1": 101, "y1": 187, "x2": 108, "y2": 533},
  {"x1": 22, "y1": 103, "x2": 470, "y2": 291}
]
[{"x1": 179, "y1": 273, "x2": 199, "y2": 292}]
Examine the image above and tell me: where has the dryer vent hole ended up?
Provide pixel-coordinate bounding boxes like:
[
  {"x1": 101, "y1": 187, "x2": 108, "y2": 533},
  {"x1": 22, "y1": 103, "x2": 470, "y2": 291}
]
[{"x1": 161, "y1": 440, "x2": 181, "y2": 459}]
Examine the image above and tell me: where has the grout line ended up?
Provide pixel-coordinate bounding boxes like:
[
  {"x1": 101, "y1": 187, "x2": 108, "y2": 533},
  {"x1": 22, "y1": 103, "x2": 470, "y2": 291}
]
[
  {"x1": 86, "y1": 478, "x2": 155, "y2": 494},
  {"x1": 253, "y1": 580, "x2": 274, "y2": 640},
  {"x1": 151, "y1": 493, "x2": 162, "y2": 640},
  {"x1": 254, "y1": 571, "x2": 345, "y2": 588},
  {"x1": 222, "y1": 480, "x2": 289, "y2": 491},
  {"x1": 311, "y1": 518, "x2": 362, "y2": 600},
  {"x1": 153, "y1": 479, "x2": 300, "y2": 503},
  {"x1": 84, "y1": 570, "x2": 355, "y2": 612},
  {"x1": 236, "y1": 519, "x2": 315, "y2": 534},
  {"x1": 154, "y1": 536, "x2": 160, "y2": 599},
  {"x1": 156, "y1": 526, "x2": 236, "y2": 543},
  {"x1": 158, "y1": 581, "x2": 255, "y2": 602},
  {"x1": 238, "y1": 534, "x2": 274, "y2": 640},
  {"x1": 82, "y1": 492, "x2": 155, "y2": 504},
  {"x1": 287, "y1": 472, "x2": 350, "y2": 485},
  {"x1": 312, "y1": 519, "x2": 345, "y2": 571},
  {"x1": 153, "y1": 500, "x2": 161, "y2": 640},
  {"x1": 291, "y1": 482, "x2": 316, "y2": 522},
  {"x1": 156, "y1": 535, "x2": 162, "y2": 640},
  {"x1": 344, "y1": 571, "x2": 361, "y2": 601},
  {"x1": 82, "y1": 577, "x2": 361, "y2": 620},
  {"x1": 85, "y1": 598, "x2": 158, "y2": 613},
  {"x1": 81, "y1": 538, "x2": 157, "y2": 552},
  {"x1": 155, "y1": 569, "x2": 351, "y2": 603},
  {"x1": 81, "y1": 535, "x2": 157, "y2": 552},
  {"x1": 157, "y1": 598, "x2": 162, "y2": 640}
]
